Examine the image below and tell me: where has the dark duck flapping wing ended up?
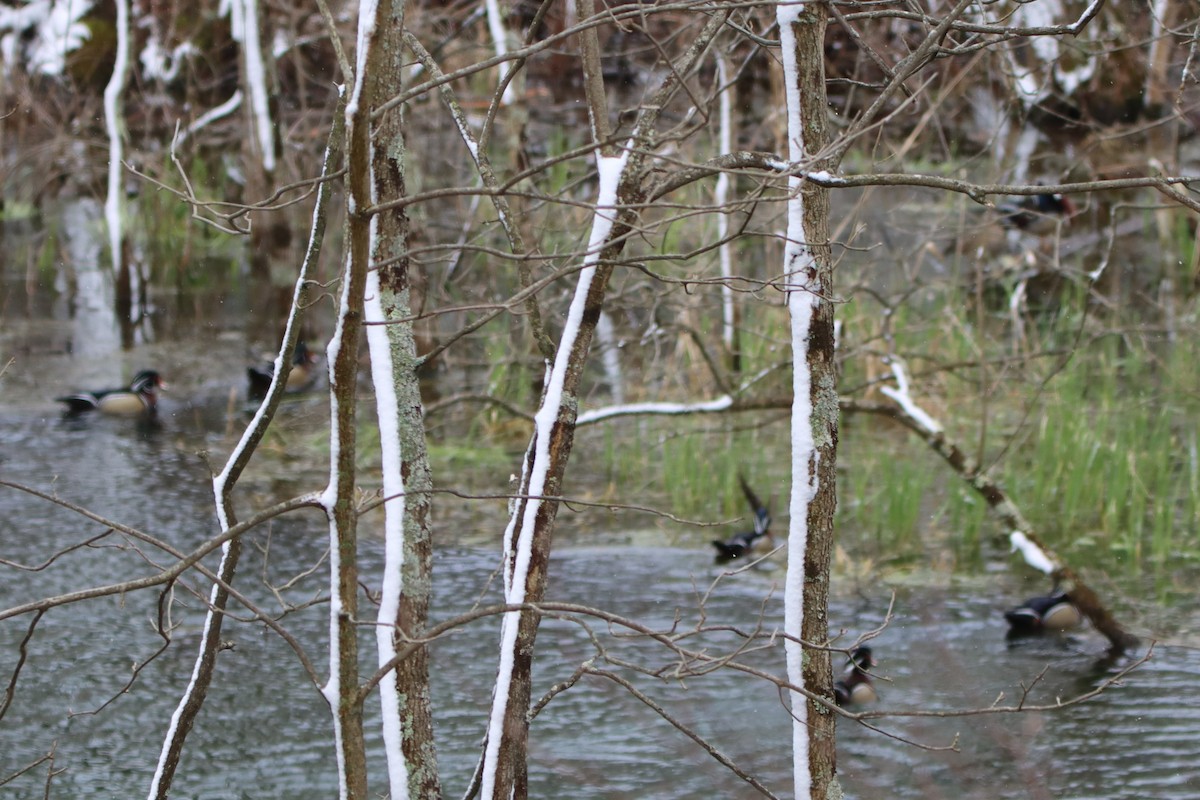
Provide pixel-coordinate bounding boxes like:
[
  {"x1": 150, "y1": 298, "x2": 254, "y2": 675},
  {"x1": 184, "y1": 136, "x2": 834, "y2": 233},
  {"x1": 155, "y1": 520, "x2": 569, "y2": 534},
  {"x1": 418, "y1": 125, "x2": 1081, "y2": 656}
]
[
  {"x1": 712, "y1": 475, "x2": 772, "y2": 562},
  {"x1": 997, "y1": 191, "x2": 1075, "y2": 235}
]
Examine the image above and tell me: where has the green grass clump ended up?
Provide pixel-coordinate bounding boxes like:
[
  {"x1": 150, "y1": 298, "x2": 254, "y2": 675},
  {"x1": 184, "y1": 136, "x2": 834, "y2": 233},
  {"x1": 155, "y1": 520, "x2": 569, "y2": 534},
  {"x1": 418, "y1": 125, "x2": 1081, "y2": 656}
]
[
  {"x1": 1002, "y1": 337, "x2": 1200, "y2": 577},
  {"x1": 838, "y1": 426, "x2": 935, "y2": 562}
]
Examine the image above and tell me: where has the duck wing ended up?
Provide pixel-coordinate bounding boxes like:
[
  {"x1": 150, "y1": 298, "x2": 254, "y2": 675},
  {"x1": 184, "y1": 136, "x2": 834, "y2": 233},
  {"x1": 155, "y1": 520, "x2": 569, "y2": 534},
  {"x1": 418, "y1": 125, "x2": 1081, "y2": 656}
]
[
  {"x1": 55, "y1": 392, "x2": 101, "y2": 413},
  {"x1": 738, "y1": 475, "x2": 771, "y2": 536}
]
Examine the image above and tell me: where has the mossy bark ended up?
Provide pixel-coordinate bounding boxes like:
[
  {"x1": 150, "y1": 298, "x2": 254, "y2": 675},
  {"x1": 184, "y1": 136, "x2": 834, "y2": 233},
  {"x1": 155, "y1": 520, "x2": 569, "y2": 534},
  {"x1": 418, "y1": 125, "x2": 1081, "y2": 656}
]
[{"x1": 361, "y1": 0, "x2": 442, "y2": 796}]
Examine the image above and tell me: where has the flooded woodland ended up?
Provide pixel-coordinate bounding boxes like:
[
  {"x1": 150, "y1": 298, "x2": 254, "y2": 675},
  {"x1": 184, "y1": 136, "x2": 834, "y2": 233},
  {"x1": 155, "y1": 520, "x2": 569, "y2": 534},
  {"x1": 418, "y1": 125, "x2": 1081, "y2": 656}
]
[{"x1": 3, "y1": 1, "x2": 1200, "y2": 798}]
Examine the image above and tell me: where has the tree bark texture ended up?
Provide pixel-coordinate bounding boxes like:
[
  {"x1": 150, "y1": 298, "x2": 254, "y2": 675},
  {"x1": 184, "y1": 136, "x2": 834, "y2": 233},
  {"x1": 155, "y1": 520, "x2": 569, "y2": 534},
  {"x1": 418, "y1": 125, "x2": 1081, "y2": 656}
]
[
  {"x1": 782, "y1": 4, "x2": 841, "y2": 797},
  {"x1": 365, "y1": 0, "x2": 442, "y2": 795},
  {"x1": 329, "y1": 0, "x2": 396, "y2": 793}
]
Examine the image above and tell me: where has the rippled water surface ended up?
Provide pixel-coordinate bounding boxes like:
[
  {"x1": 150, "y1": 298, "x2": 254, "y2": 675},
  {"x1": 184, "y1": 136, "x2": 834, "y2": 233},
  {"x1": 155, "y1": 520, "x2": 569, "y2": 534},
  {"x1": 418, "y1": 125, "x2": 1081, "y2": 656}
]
[
  {"x1": 2, "y1": 209, "x2": 1199, "y2": 798},
  {"x1": 2, "y1": 404, "x2": 1199, "y2": 799}
]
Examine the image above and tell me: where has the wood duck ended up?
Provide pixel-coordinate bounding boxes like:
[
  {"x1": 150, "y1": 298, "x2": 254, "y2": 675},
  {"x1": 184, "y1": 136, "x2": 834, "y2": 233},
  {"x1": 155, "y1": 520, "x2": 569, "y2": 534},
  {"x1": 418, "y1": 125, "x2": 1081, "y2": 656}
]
[
  {"x1": 712, "y1": 475, "x2": 772, "y2": 562},
  {"x1": 1004, "y1": 591, "x2": 1083, "y2": 635},
  {"x1": 247, "y1": 341, "x2": 319, "y2": 399},
  {"x1": 834, "y1": 646, "x2": 878, "y2": 707},
  {"x1": 998, "y1": 192, "x2": 1075, "y2": 235},
  {"x1": 55, "y1": 370, "x2": 166, "y2": 416}
]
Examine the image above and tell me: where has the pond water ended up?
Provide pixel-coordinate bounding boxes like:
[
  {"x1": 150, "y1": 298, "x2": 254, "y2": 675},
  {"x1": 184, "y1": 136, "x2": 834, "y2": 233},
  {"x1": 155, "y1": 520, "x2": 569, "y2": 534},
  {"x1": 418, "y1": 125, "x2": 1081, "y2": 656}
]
[
  {"x1": 3, "y1": 202, "x2": 1200, "y2": 799},
  {"x1": 1, "y1": 401, "x2": 1199, "y2": 799}
]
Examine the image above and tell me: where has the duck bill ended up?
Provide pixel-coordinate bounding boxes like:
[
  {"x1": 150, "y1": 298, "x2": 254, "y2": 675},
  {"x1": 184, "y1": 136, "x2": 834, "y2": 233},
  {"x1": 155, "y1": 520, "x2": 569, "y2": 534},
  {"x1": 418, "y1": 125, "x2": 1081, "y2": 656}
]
[{"x1": 1059, "y1": 194, "x2": 1077, "y2": 218}]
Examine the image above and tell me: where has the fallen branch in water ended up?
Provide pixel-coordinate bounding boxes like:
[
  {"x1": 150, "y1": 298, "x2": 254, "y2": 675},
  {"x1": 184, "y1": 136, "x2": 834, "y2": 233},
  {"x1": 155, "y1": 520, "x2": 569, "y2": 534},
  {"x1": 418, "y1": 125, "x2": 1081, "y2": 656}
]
[{"x1": 846, "y1": 358, "x2": 1140, "y2": 654}]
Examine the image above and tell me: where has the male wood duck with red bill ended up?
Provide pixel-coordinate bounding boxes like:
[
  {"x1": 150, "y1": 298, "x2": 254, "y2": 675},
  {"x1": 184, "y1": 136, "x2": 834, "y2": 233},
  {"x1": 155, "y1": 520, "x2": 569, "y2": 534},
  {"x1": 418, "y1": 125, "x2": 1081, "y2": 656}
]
[
  {"x1": 712, "y1": 475, "x2": 772, "y2": 562},
  {"x1": 247, "y1": 341, "x2": 319, "y2": 399},
  {"x1": 55, "y1": 370, "x2": 166, "y2": 415},
  {"x1": 834, "y1": 646, "x2": 878, "y2": 707},
  {"x1": 998, "y1": 191, "x2": 1076, "y2": 235},
  {"x1": 1004, "y1": 590, "x2": 1083, "y2": 635}
]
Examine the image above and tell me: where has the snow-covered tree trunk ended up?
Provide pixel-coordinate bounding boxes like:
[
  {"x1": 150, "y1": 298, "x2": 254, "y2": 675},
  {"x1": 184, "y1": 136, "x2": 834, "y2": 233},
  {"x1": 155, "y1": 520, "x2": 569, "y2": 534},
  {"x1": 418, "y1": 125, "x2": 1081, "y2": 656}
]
[
  {"x1": 479, "y1": 8, "x2": 730, "y2": 797},
  {"x1": 229, "y1": 0, "x2": 276, "y2": 174},
  {"x1": 714, "y1": 53, "x2": 738, "y2": 370},
  {"x1": 778, "y1": 4, "x2": 839, "y2": 798},
  {"x1": 361, "y1": 1, "x2": 441, "y2": 797},
  {"x1": 103, "y1": 0, "x2": 129, "y2": 292},
  {"x1": 318, "y1": 0, "x2": 395, "y2": 795},
  {"x1": 145, "y1": 95, "x2": 345, "y2": 800},
  {"x1": 480, "y1": 160, "x2": 628, "y2": 798}
]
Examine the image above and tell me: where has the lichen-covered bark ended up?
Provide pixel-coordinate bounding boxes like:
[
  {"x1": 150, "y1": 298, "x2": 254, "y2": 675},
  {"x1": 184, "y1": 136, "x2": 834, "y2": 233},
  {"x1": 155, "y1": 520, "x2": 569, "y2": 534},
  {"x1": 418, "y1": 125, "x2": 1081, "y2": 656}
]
[
  {"x1": 783, "y1": 4, "x2": 840, "y2": 797},
  {"x1": 365, "y1": 0, "x2": 441, "y2": 795},
  {"x1": 331, "y1": 0, "x2": 390, "y2": 794}
]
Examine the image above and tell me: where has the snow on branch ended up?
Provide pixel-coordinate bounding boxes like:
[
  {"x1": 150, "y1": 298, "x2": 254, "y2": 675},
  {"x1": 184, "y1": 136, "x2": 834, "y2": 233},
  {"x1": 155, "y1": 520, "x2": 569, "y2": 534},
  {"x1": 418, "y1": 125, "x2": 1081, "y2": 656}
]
[
  {"x1": 841, "y1": 394, "x2": 1140, "y2": 652},
  {"x1": 1010, "y1": 531, "x2": 1056, "y2": 575},
  {"x1": 176, "y1": 92, "x2": 243, "y2": 147},
  {"x1": 576, "y1": 395, "x2": 733, "y2": 425},
  {"x1": 0, "y1": 0, "x2": 93, "y2": 76},
  {"x1": 879, "y1": 358, "x2": 942, "y2": 434}
]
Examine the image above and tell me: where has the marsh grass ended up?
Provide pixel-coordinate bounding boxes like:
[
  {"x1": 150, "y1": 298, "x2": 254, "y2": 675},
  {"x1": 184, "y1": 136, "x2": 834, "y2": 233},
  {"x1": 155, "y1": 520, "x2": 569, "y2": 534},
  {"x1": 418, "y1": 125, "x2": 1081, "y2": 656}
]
[
  {"x1": 577, "y1": 278, "x2": 1200, "y2": 590},
  {"x1": 999, "y1": 336, "x2": 1200, "y2": 576}
]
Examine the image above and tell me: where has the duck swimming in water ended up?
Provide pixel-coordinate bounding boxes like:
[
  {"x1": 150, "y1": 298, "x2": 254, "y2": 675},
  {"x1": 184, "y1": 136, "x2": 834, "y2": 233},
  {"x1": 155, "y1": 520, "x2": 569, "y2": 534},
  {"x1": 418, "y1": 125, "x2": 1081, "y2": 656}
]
[
  {"x1": 247, "y1": 340, "x2": 319, "y2": 400},
  {"x1": 55, "y1": 370, "x2": 166, "y2": 416},
  {"x1": 1004, "y1": 590, "x2": 1083, "y2": 636},
  {"x1": 834, "y1": 646, "x2": 878, "y2": 707}
]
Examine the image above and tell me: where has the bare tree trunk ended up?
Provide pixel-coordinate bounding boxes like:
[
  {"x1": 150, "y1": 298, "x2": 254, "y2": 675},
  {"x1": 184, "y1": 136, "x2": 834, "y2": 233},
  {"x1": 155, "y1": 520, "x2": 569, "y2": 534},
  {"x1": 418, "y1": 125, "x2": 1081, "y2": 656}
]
[{"x1": 326, "y1": 0, "x2": 395, "y2": 793}]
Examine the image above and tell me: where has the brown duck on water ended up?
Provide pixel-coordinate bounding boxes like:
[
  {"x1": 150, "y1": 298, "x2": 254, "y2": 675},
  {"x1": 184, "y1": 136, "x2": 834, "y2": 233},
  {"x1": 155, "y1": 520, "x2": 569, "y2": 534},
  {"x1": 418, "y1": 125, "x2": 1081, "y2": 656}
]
[{"x1": 55, "y1": 370, "x2": 166, "y2": 416}]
